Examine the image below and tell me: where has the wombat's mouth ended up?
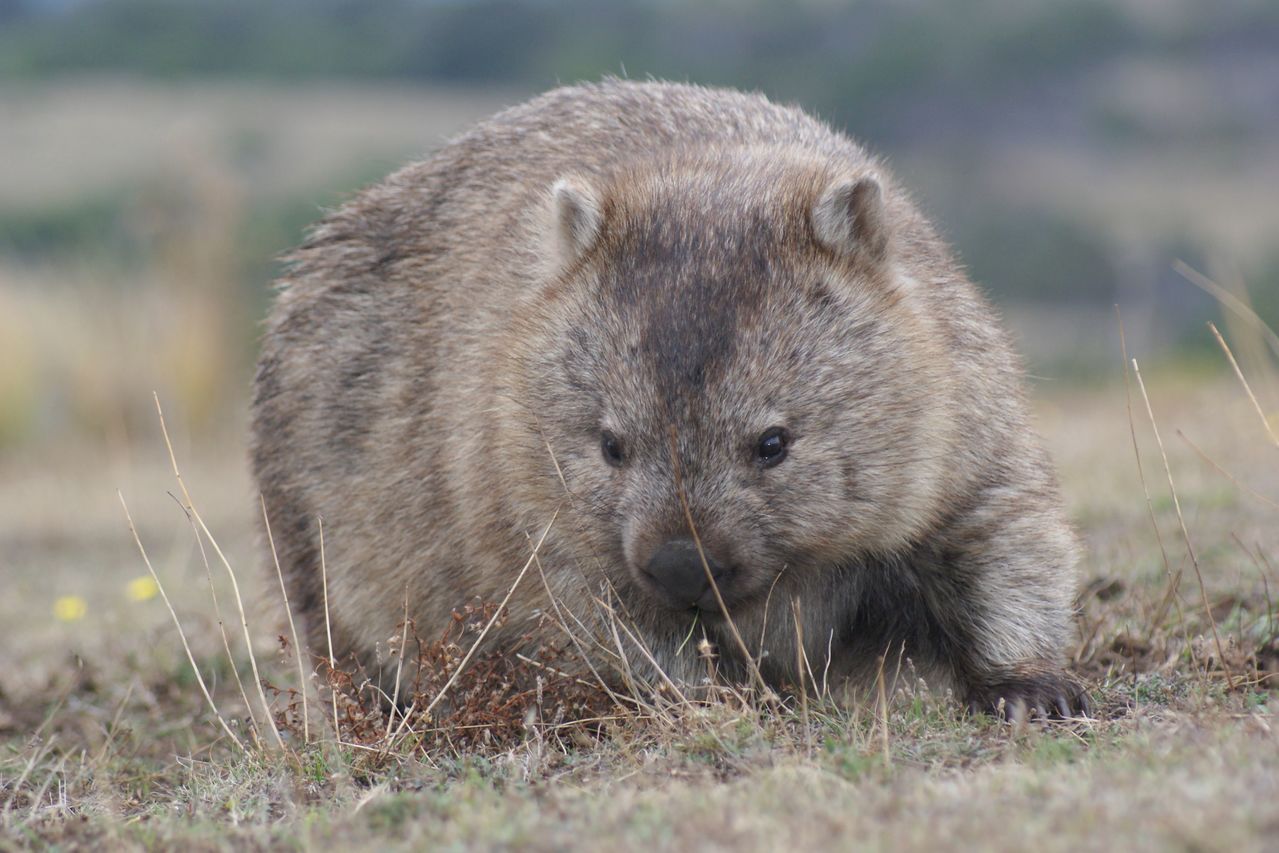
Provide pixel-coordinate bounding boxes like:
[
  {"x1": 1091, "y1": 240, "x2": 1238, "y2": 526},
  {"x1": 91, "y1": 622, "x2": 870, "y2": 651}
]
[
  {"x1": 685, "y1": 575, "x2": 739, "y2": 613},
  {"x1": 638, "y1": 566, "x2": 757, "y2": 615}
]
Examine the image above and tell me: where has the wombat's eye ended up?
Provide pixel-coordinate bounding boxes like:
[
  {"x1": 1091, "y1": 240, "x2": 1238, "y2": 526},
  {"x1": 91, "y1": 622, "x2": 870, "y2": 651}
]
[
  {"x1": 601, "y1": 430, "x2": 625, "y2": 468},
  {"x1": 756, "y1": 427, "x2": 790, "y2": 468}
]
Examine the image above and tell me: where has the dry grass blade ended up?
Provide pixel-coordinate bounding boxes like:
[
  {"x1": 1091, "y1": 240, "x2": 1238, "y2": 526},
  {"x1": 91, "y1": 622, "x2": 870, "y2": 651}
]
[
  {"x1": 22, "y1": 751, "x2": 70, "y2": 826},
  {"x1": 1257, "y1": 549, "x2": 1278, "y2": 641},
  {"x1": 593, "y1": 589, "x2": 689, "y2": 707},
  {"x1": 1207, "y1": 322, "x2": 1279, "y2": 448},
  {"x1": 1177, "y1": 430, "x2": 1279, "y2": 511},
  {"x1": 1, "y1": 735, "x2": 56, "y2": 827},
  {"x1": 756, "y1": 566, "x2": 787, "y2": 664},
  {"x1": 153, "y1": 394, "x2": 286, "y2": 751},
  {"x1": 1175, "y1": 260, "x2": 1279, "y2": 361},
  {"x1": 262, "y1": 496, "x2": 310, "y2": 744},
  {"x1": 118, "y1": 491, "x2": 245, "y2": 752},
  {"x1": 820, "y1": 629, "x2": 835, "y2": 699},
  {"x1": 1132, "y1": 360, "x2": 1235, "y2": 690},
  {"x1": 1230, "y1": 534, "x2": 1275, "y2": 642},
  {"x1": 177, "y1": 492, "x2": 261, "y2": 747},
  {"x1": 533, "y1": 433, "x2": 652, "y2": 714},
  {"x1": 318, "y1": 516, "x2": 340, "y2": 740},
  {"x1": 93, "y1": 679, "x2": 138, "y2": 765},
  {"x1": 1116, "y1": 307, "x2": 1184, "y2": 639},
  {"x1": 532, "y1": 438, "x2": 641, "y2": 679},
  {"x1": 875, "y1": 654, "x2": 891, "y2": 768},
  {"x1": 385, "y1": 586, "x2": 412, "y2": 742},
  {"x1": 528, "y1": 543, "x2": 630, "y2": 711},
  {"x1": 791, "y1": 598, "x2": 811, "y2": 756},
  {"x1": 385, "y1": 699, "x2": 420, "y2": 749},
  {"x1": 668, "y1": 426, "x2": 775, "y2": 704}
]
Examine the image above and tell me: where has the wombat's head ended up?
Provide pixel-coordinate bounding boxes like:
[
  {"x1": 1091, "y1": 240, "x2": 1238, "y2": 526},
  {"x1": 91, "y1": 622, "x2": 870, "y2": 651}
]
[{"x1": 508, "y1": 153, "x2": 955, "y2": 618}]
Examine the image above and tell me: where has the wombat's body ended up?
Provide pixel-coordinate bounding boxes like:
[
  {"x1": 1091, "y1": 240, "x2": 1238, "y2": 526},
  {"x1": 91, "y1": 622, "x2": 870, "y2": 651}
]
[{"x1": 252, "y1": 80, "x2": 1086, "y2": 716}]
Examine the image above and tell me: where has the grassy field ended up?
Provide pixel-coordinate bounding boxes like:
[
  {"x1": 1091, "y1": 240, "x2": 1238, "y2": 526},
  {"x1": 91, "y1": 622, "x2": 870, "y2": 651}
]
[
  {"x1": 1, "y1": 77, "x2": 1276, "y2": 850},
  {"x1": 1, "y1": 355, "x2": 1276, "y2": 850}
]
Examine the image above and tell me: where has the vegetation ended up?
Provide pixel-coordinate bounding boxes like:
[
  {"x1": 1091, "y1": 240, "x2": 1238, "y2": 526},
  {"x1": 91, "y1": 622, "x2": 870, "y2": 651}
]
[{"x1": 1, "y1": 313, "x2": 1276, "y2": 847}]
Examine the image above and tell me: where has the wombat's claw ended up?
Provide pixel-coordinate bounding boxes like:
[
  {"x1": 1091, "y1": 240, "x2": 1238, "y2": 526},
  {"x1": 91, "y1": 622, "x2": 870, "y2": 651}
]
[{"x1": 967, "y1": 675, "x2": 1090, "y2": 722}]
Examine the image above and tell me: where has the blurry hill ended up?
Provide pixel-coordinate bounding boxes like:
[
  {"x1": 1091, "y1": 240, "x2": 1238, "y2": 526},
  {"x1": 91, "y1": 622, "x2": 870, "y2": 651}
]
[{"x1": 0, "y1": 0, "x2": 1277, "y2": 448}]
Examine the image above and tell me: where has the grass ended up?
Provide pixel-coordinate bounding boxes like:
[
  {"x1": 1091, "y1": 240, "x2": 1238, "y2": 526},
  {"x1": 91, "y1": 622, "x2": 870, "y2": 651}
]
[{"x1": 1, "y1": 296, "x2": 1277, "y2": 850}]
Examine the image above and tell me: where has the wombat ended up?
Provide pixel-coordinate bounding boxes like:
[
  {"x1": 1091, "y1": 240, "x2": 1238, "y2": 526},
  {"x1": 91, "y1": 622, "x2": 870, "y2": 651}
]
[{"x1": 252, "y1": 79, "x2": 1087, "y2": 718}]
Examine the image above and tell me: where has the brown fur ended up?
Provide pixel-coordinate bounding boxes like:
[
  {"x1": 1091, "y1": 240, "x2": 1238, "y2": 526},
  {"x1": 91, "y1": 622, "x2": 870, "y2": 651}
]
[{"x1": 251, "y1": 80, "x2": 1086, "y2": 715}]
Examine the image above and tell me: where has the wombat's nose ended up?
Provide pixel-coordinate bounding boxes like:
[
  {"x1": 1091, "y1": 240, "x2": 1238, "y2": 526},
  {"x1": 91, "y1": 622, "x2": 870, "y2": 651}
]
[{"x1": 644, "y1": 538, "x2": 727, "y2": 608}]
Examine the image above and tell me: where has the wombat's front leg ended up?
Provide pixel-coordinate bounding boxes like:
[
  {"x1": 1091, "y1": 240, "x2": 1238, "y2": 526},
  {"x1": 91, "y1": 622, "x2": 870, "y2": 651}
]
[{"x1": 919, "y1": 482, "x2": 1090, "y2": 720}]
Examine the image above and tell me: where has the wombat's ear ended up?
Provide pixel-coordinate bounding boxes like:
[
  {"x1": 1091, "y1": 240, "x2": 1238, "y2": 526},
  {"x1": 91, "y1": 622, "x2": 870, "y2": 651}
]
[
  {"x1": 550, "y1": 176, "x2": 603, "y2": 266},
  {"x1": 812, "y1": 174, "x2": 890, "y2": 264}
]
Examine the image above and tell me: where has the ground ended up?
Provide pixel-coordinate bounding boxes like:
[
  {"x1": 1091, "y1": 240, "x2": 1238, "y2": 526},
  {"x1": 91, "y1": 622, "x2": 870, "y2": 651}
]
[{"x1": 1, "y1": 358, "x2": 1276, "y2": 851}]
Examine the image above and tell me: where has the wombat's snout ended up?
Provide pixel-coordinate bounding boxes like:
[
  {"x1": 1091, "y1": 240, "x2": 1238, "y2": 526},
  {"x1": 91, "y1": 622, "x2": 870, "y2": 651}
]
[{"x1": 643, "y1": 538, "x2": 732, "y2": 611}]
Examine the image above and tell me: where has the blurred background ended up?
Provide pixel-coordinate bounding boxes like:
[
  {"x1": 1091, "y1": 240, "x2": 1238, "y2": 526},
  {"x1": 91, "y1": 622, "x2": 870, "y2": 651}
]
[{"x1": 2, "y1": 0, "x2": 1277, "y2": 457}]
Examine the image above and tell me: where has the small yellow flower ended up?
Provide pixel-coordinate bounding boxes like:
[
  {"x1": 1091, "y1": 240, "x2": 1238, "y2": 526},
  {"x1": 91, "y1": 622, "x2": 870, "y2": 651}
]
[
  {"x1": 126, "y1": 575, "x2": 159, "y2": 602},
  {"x1": 53, "y1": 596, "x2": 87, "y2": 622}
]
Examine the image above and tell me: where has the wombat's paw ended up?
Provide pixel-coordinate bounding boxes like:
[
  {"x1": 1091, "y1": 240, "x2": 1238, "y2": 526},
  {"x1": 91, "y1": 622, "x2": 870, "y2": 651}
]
[{"x1": 966, "y1": 672, "x2": 1091, "y2": 722}]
